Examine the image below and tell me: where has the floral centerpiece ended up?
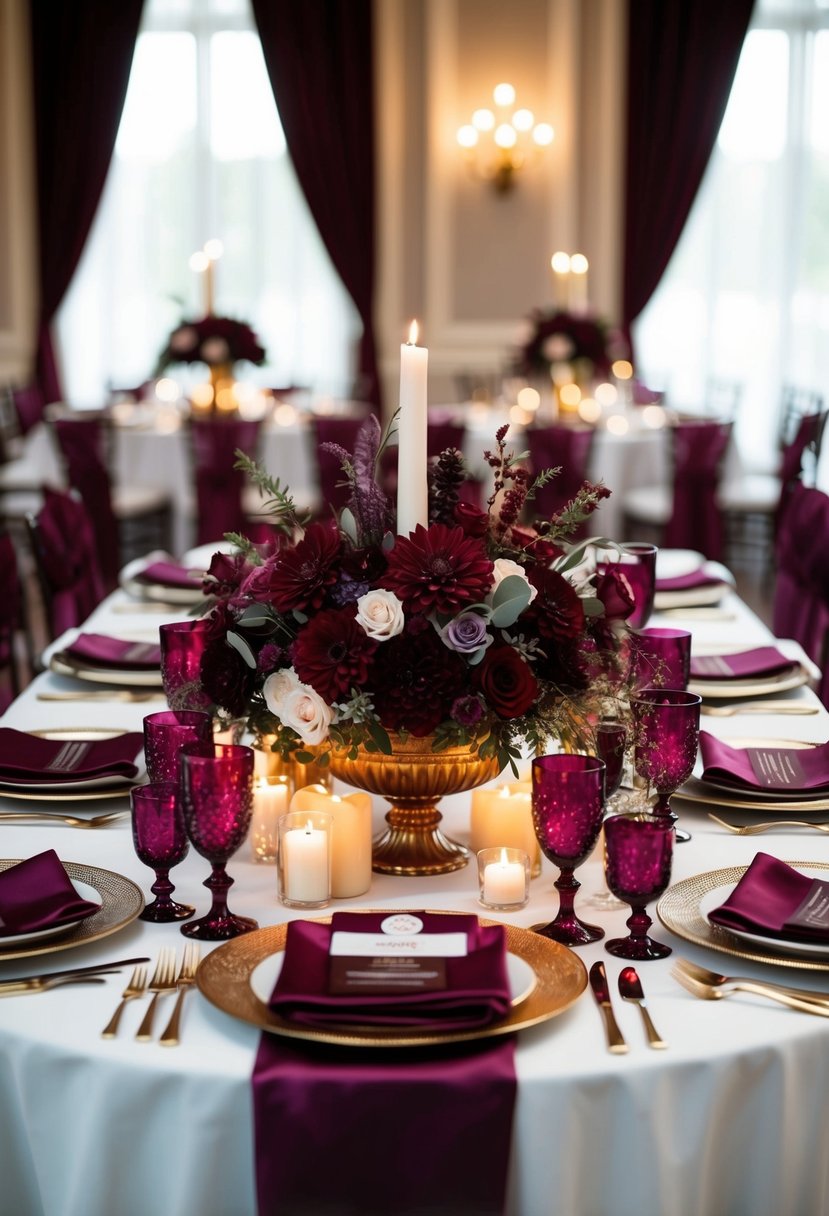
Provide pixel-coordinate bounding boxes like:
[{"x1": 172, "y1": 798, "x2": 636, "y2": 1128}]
[
  {"x1": 155, "y1": 314, "x2": 266, "y2": 390},
  {"x1": 514, "y1": 308, "x2": 619, "y2": 380}
]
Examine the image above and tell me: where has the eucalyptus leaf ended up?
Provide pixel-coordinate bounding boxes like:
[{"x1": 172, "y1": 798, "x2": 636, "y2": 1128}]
[
  {"x1": 581, "y1": 596, "x2": 606, "y2": 617},
  {"x1": 238, "y1": 606, "x2": 274, "y2": 628},
  {"x1": 226, "y1": 630, "x2": 257, "y2": 669},
  {"x1": 339, "y1": 506, "x2": 358, "y2": 544}
]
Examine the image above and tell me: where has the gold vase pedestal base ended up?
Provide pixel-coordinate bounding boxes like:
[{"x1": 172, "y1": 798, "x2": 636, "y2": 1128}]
[{"x1": 371, "y1": 802, "x2": 469, "y2": 877}]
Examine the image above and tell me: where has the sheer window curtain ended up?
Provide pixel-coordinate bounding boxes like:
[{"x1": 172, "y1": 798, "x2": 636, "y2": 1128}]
[
  {"x1": 634, "y1": 0, "x2": 829, "y2": 474},
  {"x1": 55, "y1": 0, "x2": 360, "y2": 408}
]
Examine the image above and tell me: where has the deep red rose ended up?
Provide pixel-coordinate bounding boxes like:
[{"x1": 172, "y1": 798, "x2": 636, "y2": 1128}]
[
  {"x1": 381, "y1": 523, "x2": 493, "y2": 616},
  {"x1": 473, "y1": 644, "x2": 538, "y2": 719},
  {"x1": 593, "y1": 567, "x2": 635, "y2": 622},
  {"x1": 267, "y1": 521, "x2": 341, "y2": 613},
  {"x1": 293, "y1": 608, "x2": 377, "y2": 702},
  {"x1": 203, "y1": 551, "x2": 250, "y2": 599},
  {"x1": 453, "y1": 501, "x2": 489, "y2": 538},
  {"x1": 371, "y1": 631, "x2": 467, "y2": 736},
  {"x1": 527, "y1": 566, "x2": 586, "y2": 641}
]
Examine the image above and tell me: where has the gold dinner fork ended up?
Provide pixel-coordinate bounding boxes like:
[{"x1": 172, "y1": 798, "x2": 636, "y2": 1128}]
[
  {"x1": 101, "y1": 964, "x2": 149, "y2": 1038},
  {"x1": 672, "y1": 958, "x2": 829, "y2": 1013},
  {"x1": 135, "y1": 949, "x2": 178, "y2": 1042},
  {"x1": 159, "y1": 943, "x2": 201, "y2": 1047},
  {"x1": 708, "y1": 813, "x2": 829, "y2": 836},
  {"x1": 0, "y1": 811, "x2": 129, "y2": 829}
]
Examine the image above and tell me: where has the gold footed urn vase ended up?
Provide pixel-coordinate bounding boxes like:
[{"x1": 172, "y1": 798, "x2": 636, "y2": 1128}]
[{"x1": 328, "y1": 733, "x2": 502, "y2": 877}]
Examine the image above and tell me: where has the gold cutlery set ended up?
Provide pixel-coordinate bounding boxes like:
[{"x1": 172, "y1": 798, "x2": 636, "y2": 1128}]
[
  {"x1": 101, "y1": 945, "x2": 201, "y2": 1045},
  {"x1": 588, "y1": 961, "x2": 667, "y2": 1053},
  {"x1": 671, "y1": 958, "x2": 829, "y2": 1017},
  {"x1": 0, "y1": 957, "x2": 150, "y2": 998}
]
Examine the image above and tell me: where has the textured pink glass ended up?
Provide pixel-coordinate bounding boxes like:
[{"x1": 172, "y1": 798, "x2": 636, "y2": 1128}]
[
  {"x1": 180, "y1": 743, "x2": 258, "y2": 940},
  {"x1": 143, "y1": 709, "x2": 213, "y2": 784},
  {"x1": 604, "y1": 812, "x2": 673, "y2": 960},
  {"x1": 531, "y1": 753, "x2": 606, "y2": 946},
  {"x1": 597, "y1": 542, "x2": 657, "y2": 630},
  {"x1": 159, "y1": 619, "x2": 212, "y2": 710},
  {"x1": 631, "y1": 688, "x2": 701, "y2": 830},
  {"x1": 630, "y1": 628, "x2": 691, "y2": 691},
  {"x1": 131, "y1": 782, "x2": 194, "y2": 923},
  {"x1": 595, "y1": 722, "x2": 627, "y2": 798}
]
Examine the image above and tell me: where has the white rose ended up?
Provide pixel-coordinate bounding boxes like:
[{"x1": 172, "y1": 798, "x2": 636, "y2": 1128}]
[
  {"x1": 263, "y1": 667, "x2": 301, "y2": 713},
  {"x1": 490, "y1": 558, "x2": 537, "y2": 604},
  {"x1": 170, "y1": 325, "x2": 198, "y2": 354},
  {"x1": 355, "y1": 589, "x2": 405, "y2": 641},
  {"x1": 542, "y1": 333, "x2": 575, "y2": 363},
  {"x1": 201, "y1": 336, "x2": 230, "y2": 364},
  {"x1": 264, "y1": 668, "x2": 333, "y2": 745}
]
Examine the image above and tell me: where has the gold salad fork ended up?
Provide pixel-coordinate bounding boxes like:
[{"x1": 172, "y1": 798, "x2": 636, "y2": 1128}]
[
  {"x1": 0, "y1": 811, "x2": 129, "y2": 829},
  {"x1": 101, "y1": 964, "x2": 149, "y2": 1038},
  {"x1": 708, "y1": 813, "x2": 829, "y2": 835},
  {"x1": 671, "y1": 958, "x2": 829, "y2": 1015},
  {"x1": 135, "y1": 949, "x2": 178, "y2": 1041},
  {"x1": 159, "y1": 943, "x2": 201, "y2": 1046}
]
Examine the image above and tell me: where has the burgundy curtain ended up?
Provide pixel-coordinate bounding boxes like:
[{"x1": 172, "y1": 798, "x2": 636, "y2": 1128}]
[
  {"x1": 28, "y1": 0, "x2": 144, "y2": 405},
  {"x1": 251, "y1": 0, "x2": 381, "y2": 411},
  {"x1": 622, "y1": 0, "x2": 755, "y2": 341}
]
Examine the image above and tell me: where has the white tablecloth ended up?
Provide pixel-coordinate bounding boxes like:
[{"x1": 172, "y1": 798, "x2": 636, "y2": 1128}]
[{"x1": 1, "y1": 583, "x2": 829, "y2": 1216}]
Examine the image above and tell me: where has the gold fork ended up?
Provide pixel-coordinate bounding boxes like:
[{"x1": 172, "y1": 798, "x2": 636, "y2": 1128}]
[
  {"x1": 708, "y1": 813, "x2": 829, "y2": 836},
  {"x1": 671, "y1": 966, "x2": 829, "y2": 1016},
  {"x1": 672, "y1": 958, "x2": 829, "y2": 1011},
  {"x1": 101, "y1": 963, "x2": 149, "y2": 1038},
  {"x1": 700, "y1": 702, "x2": 818, "y2": 717},
  {"x1": 159, "y1": 943, "x2": 201, "y2": 1047},
  {"x1": 0, "y1": 811, "x2": 129, "y2": 829},
  {"x1": 135, "y1": 949, "x2": 178, "y2": 1041}
]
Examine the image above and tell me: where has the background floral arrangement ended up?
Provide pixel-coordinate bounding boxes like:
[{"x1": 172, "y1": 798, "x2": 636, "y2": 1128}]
[
  {"x1": 190, "y1": 419, "x2": 635, "y2": 774},
  {"x1": 515, "y1": 308, "x2": 621, "y2": 377},
  {"x1": 155, "y1": 315, "x2": 266, "y2": 374}
]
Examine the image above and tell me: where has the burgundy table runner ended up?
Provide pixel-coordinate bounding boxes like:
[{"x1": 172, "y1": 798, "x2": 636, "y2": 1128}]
[
  {"x1": 63, "y1": 633, "x2": 161, "y2": 670},
  {"x1": 699, "y1": 731, "x2": 829, "y2": 795},
  {"x1": 690, "y1": 646, "x2": 799, "y2": 681},
  {"x1": 0, "y1": 728, "x2": 144, "y2": 785},
  {"x1": 709, "y1": 852, "x2": 829, "y2": 943},
  {"x1": 0, "y1": 850, "x2": 100, "y2": 936}
]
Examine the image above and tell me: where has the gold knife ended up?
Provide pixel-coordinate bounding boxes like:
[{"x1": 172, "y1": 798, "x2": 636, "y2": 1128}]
[
  {"x1": 0, "y1": 956, "x2": 150, "y2": 996},
  {"x1": 589, "y1": 961, "x2": 629, "y2": 1053}
]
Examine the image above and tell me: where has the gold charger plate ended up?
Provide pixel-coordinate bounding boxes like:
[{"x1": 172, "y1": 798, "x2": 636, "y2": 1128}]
[
  {"x1": 657, "y1": 861, "x2": 829, "y2": 972},
  {"x1": 0, "y1": 727, "x2": 140, "y2": 803},
  {"x1": 0, "y1": 859, "x2": 144, "y2": 962},
  {"x1": 49, "y1": 650, "x2": 163, "y2": 688},
  {"x1": 688, "y1": 666, "x2": 808, "y2": 700},
  {"x1": 197, "y1": 914, "x2": 587, "y2": 1048}
]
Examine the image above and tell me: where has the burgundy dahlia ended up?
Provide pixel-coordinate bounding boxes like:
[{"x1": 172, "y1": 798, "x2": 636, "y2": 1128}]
[
  {"x1": 526, "y1": 565, "x2": 586, "y2": 641},
  {"x1": 292, "y1": 607, "x2": 377, "y2": 702},
  {"x1": 381, "y1": 523, "x2": 493, "y2": 616},
  {"x1": 199, "y1": 638, "x2": 256, "y2": 719},
  {"x1": 372, "y1": 631, "x2": 467, "y2": 736},
  {"x1": 267, "y1": 521, "x2": 342, "y2": 613}
]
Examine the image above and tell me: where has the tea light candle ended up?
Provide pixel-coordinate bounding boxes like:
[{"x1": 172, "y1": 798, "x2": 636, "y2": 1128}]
[
  {"x1": 291, "y1": 784, "x2": 372, "y2": 898},
  {"x1": 280, "y1": 815, "x2": 331, "y2": 905},
  {"x1": 250, "y1": 776, "x2": 289, "y2": 863},
  {"x1": 470, "y1": 783, "x2": 540, "y2": 875},
  {"x1": 477, "y1": 847, "x2": 530, "y2": 910}
]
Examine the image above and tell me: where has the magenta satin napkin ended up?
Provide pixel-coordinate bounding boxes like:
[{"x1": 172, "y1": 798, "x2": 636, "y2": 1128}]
[
  {"x1": 135, "y1": 561, "x2": 203, "y2": 590},
  {"x1": 699, "y1": 731, "x2": 829, "y2": 795},
  {"x1": 0, "y1": 850, "x2": 100, "y2": 936},
  {"x1": 708, "y1": 852, "x2": 829, "y2": 943},
  {"x1": 689, "y1": 646, "x2": 800, "y2": 680},
  {"x1": 269, "y1": 911, "x2": 512, "y2": 1030},
  {"x1": 0, "y1": 728, "x2": 144, "y2": 785},
  {"x1": 63, "y1": 632, "x2": 161, "y2": 670},
  {"x1": 656, "y1": 569, "x2": 726, "y2": 592}
]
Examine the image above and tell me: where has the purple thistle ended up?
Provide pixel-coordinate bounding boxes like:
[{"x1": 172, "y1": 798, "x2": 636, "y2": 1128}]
[{"x1": 349, "y1": 415, "x2": 389, "y2": 543}]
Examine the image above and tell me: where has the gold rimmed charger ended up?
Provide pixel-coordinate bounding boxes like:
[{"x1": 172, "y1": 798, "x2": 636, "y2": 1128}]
[
  {"x1": 657, "y1": 861, "x2": 829, "y2": 972},
  {"x1": 0, "y1": 727, "x2": 140, "y2": 803},
  {"x1": 0, "y1": 859, "x2": 144, "y2": 962},
  {"x1": 49, "y1": 651, "x2": 163, "y2": 688},
  {"x1": 197, "y1": 914, "x2": 587, "y2": 1048}
]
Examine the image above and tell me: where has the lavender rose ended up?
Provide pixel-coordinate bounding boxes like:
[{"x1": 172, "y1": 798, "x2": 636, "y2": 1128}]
[{"x1": 439, "y1": 611, "x2": 493, "y2": 655}]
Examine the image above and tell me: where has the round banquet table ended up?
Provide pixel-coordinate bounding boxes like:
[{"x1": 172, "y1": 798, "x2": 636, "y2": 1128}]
[{"x1": 1, "y1": 584, "x2": 829, "y2": 1216}]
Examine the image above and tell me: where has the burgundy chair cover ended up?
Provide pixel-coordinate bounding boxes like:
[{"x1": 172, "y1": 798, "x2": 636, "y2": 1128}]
[
  {"x1": 0, "y1": 533, "x2": 23, "y2": 711},
  {"x1": 31, "y1": 488, "x2": 105, "y2": 638},
  {"x1": 773, "y1": 483, "x2": 829, "y2": 706},
  {"x1": 52, "y1": 415, "x2": 120, "y2": 589},
  {"x1": 190, "y1": 418, "x2": 262, "y2": 545},
  {"x1": 311, "y1": 416, "x2": 366, "y2": 513},
  {"x1": 664, "y1": 420, "x2": 733, "y2": 559},
  {"x1": 776, "y1": 411, "x2": 828, "y2": 526},
  {"x1": 11, "y1": 384, "x2": 46, "y2": 436},
  {"x1": 527, "y1": 425, "x2": 595, "y2": 527}
]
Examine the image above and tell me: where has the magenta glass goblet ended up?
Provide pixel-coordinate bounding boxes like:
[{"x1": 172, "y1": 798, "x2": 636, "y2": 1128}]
[
  {"x1": 631, "y1": 688, "x2": 701, "y2": 842},
  {"x1": 604, "y1": 812, "x2": 673, "y2": 960},
  {"x1": 159, "y1": 620, "x2": 212, "y2": 711},
  {"x1": 531, "y1": 753, "x2": 606, "y2": 945},
  {"x1": 180, "y1": 743, "x2": 259, "y2": 941},
  {"x1": 630, "y1": 628, "x2": 691, "y2": 691},
  {"x1": 131, "y1": 783, "x2": 194, "y2": 923},
  {"x1": 597, "y1": 542, "x2": 657, "y2": 630},
  {"x1": 143, "y1": 709, "x2": 213, "y2": 784}
]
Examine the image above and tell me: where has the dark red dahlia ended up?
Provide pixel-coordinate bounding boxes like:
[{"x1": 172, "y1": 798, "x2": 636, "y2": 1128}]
[
  {"x1": 199, "y1": 638, "x2": 256, "y2": 719},
  {"x1": 526, "y1": 565, "x2": 586, "y2": 641},
  {"x1": 473, "y1": 644, "x2": 538, "y2": 719},
  {"x1": 381, "y1": 523, "x2": 493, "y2": 616},
  {"x1": 266, "y1": 521, "x2": 342, "y2": 613},
  {"x1": 371, "y1": 631, "x2": 467, "y2": 736},
  {"x1": 292, "y1": 608, "x2": 377, "y2": 702}
]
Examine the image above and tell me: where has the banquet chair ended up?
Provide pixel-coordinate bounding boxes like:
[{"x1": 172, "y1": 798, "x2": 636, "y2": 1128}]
[
  {"x1": 0, "y1": 528, "x2": 30, "y2": 710},
  {"x1": 50, "y1": 410, "x2": 172, "y2": 587},
  {"x1": 772, "y1": 481, "x2": 829, "y2": 706},
  {"x1": 25, "y1": 487, "x2": 105, "y2": 642},
  {"x1": 187, "y1": 416, "x2": 264, "y2": 545},
  {"x1": 621, "y1": 419, "x2": 733, "y2": 559},
  {"x1": 526, "y1": 424, "x2": 596, "y2": 535}
]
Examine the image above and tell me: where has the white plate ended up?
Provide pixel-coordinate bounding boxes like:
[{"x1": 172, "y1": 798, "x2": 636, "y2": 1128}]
[
  {"x1": 654, "y1": 583, "x2": 731, "y2": 610},
  {"x1": 0, "y1": 879, "x2": 100, "y2": 946},
  {"x1": 120, "y1": 553, "x2": 206, "y2": 605},
  {"x1": 700, "y1": 870, "x2": 829, "y2": 959},
  {"x1": 688, "y1": 665, "x2": 809, "y2": 699},
  {"x1": 49, "y1": 650, "x2": 163, "y2": 688},
  {"x1": 693, "y1": 736, "x2": 818, "y2": 797},
  {"x1": 655, "y1": 549, "x2": 705, "y2": 580},
  {"x1": 182, "y1": 541, "x2": 237, "y2": 569},
  {"x1": 250, "y1": 949, "x2": 537, "y2": 1011}
]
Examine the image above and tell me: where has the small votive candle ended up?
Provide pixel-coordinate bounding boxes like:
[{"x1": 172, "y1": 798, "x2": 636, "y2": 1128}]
[
  {"x1": 278, "y1": 810, "x2": 332, "y2": 908},
  {"x1": 470, "y1": 783, "x2": 541, "y2": 877},
  {"x1": 250, "y1": 775, "x2": 290, "y2": 863},
  {"x1": 477, "y1": 847, "x2": 530, "y2": 911}
]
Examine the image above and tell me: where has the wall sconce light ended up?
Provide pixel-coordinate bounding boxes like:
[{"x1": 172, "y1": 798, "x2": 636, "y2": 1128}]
[{"x1": 457, "y1": 82, "x2": 554, "y2": 194}]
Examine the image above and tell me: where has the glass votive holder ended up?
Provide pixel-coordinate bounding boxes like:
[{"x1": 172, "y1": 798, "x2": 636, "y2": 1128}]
[
  {"x1": 250, "y1": 775, "x2": 291, "y2": 864},
  {"x1": 477, "y1": 847, "x2": 531, "y2": 912},
  {"x1": 277, "y1": 810, "x2": 333, "y2": 909}
]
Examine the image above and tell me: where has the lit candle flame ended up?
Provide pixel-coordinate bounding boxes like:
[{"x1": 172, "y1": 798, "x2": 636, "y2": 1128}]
[
  {"x1": 500, "y1": 847, "x2": 510, "y2": 866},
  {"x1": 304, "y1": 819, "x2": 314, "y2": 834},
  {"x1": 408, "y1": 319, "x2": 419, "y2": 345}
]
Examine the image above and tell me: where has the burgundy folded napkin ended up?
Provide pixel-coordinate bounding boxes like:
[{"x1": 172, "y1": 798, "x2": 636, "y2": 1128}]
[
  {"x1": 135, "y1": 560, "x2": 203, "y2": 590},
  {"x1": 0, "y1": 850, "x2": 100, "y2": 937},
  {"x1": 690, "y1": 646, "x2": 800, "y2": 681},
  {"x1": 708, "y1": 852, "x2": 829, "y2": 943},
  {"x1": 63, "y1": 632, "x2": 161, "y2": 670},
  {"x1": 269, "y1": 910, "x2": 512, "y2": 1031},
  {"x1": 0, "y1": 728, "x2": 144, "y2": 786},
  {"x1": 656, "y1": 569, "x2": 726, "y2": 593},
  {"x1": 699, "y1": 731, "x2": 829, "y2": 795}
]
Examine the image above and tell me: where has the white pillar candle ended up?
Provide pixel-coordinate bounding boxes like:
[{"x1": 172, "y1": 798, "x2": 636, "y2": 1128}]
[
  {"x1": 291, "y1": 784, "x2": 373, "y2": 898},
  {"x1": 396, "y1": 319, "x2": 429, "y2": 537},
  {"x1": 282, "y1": 818, "x2": 330, "y2": 904},
  {"x1": 250, "y1": 777, "x2": 289, "y2": 863},
  {"x1": 483, "y1": 848, "x2": 527, "y2": 906},
  {"x1": 470, "y1": 783, "x2": 540, "y2": 873}
]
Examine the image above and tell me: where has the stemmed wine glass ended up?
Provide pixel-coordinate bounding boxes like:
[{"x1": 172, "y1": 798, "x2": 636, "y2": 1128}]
[
  {"x1": 596, "y1": 542, "x2": 657, "y2": 629},
  {"x1": 604, "y1": 811, "x2": 674, "y2": 960},
  {"x1": 531, "y1": 753, "x2": 606, "y2": 945},
  {"x1": 180, "y1": 742, "x2": 259, "y2": 940},
  {"x1": 630, "y1": 688, "x2": 701, "y2": 843},
  {"x1": 583, "y1": 721, "x2": 628, "y2": 912},
  {"x1": 131, "y1": 783, "x2": 194, "y2": 923},
  {"x1": 629, "y1": 628, "x2": 691, "y2": 692}
]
